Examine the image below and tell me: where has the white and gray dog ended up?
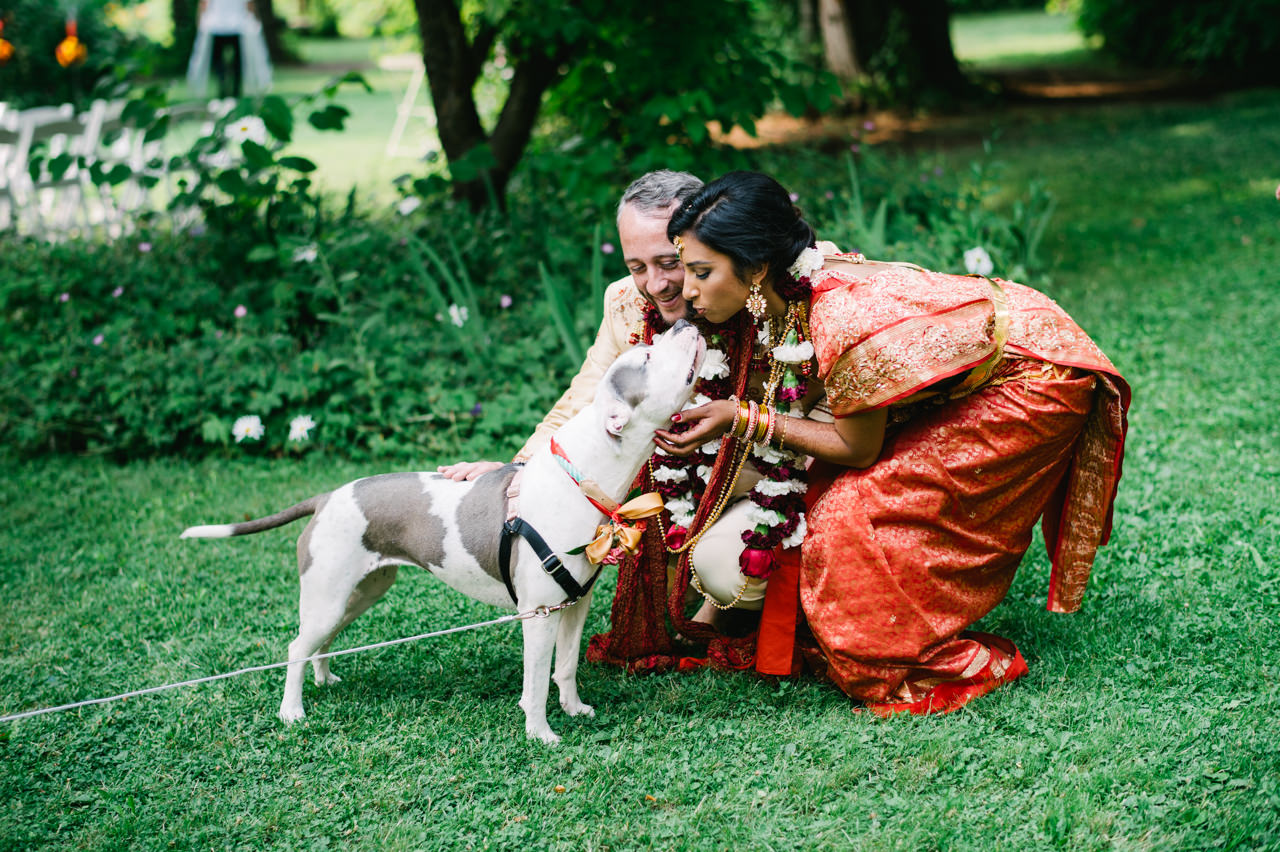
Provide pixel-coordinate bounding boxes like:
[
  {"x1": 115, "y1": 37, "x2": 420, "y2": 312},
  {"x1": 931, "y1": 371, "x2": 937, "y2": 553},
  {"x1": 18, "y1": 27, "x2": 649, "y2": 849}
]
[{"x1": 181, "y1": 320, "x2": 705, "y2": 743}]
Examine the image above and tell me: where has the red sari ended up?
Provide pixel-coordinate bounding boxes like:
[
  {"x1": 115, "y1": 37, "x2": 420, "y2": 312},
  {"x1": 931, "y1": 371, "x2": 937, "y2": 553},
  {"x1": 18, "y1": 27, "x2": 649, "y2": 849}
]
[
  {"x1": 589, "y1": 255, "x2": 1129, "y2": 716},
  {"x1": 778, "y1": 257, "x2": 1130, "y2": 713}
]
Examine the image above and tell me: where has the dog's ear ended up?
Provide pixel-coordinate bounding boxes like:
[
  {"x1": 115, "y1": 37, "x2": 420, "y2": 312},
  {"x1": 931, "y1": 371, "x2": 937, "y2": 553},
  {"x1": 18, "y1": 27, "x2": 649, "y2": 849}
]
[{"x1": 601, "y1": 396, "x2": 632, "y2": 439}]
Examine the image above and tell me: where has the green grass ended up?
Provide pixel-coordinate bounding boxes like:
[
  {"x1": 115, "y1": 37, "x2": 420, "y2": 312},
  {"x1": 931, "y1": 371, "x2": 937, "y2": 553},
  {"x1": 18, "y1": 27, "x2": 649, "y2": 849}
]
[
  {"x1": 4, "y1": 90, "x2": 1280, "y2": 850},
  {"x1": 951, "y1": 9, "x2": 1098, "y2": 70}
]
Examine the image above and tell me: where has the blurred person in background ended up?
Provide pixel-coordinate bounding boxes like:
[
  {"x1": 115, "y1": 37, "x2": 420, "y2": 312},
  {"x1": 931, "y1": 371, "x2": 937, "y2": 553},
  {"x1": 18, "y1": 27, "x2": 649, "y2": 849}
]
[{"x1": 186, "y1": 0, "x2": 272, "y2": 98}]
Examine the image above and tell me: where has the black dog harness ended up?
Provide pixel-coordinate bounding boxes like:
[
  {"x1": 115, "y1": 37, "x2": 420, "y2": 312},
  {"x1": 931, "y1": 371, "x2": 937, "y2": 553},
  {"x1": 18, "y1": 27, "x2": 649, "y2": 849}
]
[{"x1": 498, "y1": 517, "x2": 602, "y2": 608}]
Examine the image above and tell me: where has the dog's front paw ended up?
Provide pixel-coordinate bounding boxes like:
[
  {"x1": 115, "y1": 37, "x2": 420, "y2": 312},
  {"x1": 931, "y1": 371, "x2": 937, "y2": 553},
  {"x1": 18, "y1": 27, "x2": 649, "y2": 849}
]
[
  {"x1": 278, "y1": 704, "x2": 306, "y2": 724},
  {"x1": 560, "y1": 698, "x2": 595, "y2": 718},
  {"x1": 525, "y1": 723, "x2": 562, "y2": 745},
  {"x1": 314, "y1": 672, "x2": 342, "y2": 686}
]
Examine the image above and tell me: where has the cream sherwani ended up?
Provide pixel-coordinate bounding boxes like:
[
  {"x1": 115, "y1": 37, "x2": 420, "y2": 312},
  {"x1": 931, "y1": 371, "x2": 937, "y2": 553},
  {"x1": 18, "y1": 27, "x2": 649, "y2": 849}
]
[{"x1": 513, "y1": 277, "x2": 649, "y2": 462}]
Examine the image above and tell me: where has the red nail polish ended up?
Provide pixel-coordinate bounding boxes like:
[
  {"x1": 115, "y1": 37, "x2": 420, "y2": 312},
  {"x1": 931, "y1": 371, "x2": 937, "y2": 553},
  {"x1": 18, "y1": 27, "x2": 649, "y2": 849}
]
[{"x1": 672, "y1": 413, "x2": 682, "y2": 422}]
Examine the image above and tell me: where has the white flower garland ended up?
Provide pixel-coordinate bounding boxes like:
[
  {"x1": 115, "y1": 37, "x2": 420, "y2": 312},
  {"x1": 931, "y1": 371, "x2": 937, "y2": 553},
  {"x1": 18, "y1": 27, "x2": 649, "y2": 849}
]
[{"x1": 654, "y1": 334, "x2": 808, "y2": 553}]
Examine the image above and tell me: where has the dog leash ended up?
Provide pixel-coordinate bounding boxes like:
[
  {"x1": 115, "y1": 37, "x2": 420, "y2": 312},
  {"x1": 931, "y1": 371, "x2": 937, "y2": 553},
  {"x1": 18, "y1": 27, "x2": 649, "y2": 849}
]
[{"x1": 0, "y1": 603, "x2": 578, "y2": 726}]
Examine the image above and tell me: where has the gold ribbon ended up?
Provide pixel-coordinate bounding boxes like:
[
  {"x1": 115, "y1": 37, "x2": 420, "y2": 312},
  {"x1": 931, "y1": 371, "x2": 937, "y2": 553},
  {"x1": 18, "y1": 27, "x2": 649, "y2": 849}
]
[
  {"x1": 579, "y1": 481, "x2": 665, "y2": 565},
  {"x1": 953, "y1": 275, "x2": 1010, "y2": 396}
]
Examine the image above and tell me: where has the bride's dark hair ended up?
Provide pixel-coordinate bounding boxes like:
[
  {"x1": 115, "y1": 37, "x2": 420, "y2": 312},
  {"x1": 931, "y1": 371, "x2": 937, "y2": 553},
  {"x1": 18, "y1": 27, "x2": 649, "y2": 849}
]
[{"x1": 667, "y1": 171, "x2": 815, "y2": 297}]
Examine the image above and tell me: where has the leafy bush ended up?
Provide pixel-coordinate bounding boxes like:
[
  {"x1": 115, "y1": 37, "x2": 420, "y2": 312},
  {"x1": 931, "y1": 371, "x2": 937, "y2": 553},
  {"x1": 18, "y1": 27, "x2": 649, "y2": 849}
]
[
  {"x1": 0, "y1": 0, "x2": 144, "y2": 109},
  {"x1": 1069, "y1": 0, "x2": 1280, "y2": 80},
  {"x1": 1, "y1": 77, "x2": 1054, "y2": 461},
  {"x1": 950, "y1": 0, "x2": 1045, "y2": 11}
]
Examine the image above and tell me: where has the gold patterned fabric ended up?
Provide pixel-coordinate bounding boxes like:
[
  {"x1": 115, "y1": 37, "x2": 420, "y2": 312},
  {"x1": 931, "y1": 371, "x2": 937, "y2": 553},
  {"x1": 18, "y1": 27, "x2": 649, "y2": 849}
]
[
  {"x1": 810, "y1": 260, "x2": 1120, "y2": 416},
  {"x1": 779, "y1": 253, "x2": 1131, "y2": 707}
]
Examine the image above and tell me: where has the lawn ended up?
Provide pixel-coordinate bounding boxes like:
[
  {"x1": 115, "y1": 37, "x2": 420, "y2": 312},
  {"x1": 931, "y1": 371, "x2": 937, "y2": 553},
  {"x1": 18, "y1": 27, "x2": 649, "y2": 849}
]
[
  {"x1": 951, "y1": 8, "x2": 1097, "y2": 70},
  {"x1": 3, "y1": 27, "x2": 1280, "y2": 852}
]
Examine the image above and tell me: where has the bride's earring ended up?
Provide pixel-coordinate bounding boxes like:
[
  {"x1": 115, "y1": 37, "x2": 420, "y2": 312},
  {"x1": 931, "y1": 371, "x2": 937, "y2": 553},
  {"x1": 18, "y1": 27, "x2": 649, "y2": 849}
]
[{"x1": 746, "y1": 277, "x2": 767, "y2": 322}]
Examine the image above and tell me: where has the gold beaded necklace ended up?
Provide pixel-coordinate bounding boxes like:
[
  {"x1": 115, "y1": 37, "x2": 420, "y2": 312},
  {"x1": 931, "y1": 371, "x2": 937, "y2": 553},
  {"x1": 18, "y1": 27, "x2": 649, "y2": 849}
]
[{"x1": 651, "y1": 301, "x2": 803, "y2": 559}]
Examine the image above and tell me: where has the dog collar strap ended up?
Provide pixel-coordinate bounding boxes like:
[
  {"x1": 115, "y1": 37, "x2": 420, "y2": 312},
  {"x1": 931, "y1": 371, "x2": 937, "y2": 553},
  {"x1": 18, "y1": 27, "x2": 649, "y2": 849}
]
[
  {"x1": 550, "y1": 438, "x2": 616, "y2": 516},
  {"x1": 549, "y1": 438, "x2": 665, "y2": 564},
  {"x1": 498, "y1": 517, "x2": 602, "y2": 607}
]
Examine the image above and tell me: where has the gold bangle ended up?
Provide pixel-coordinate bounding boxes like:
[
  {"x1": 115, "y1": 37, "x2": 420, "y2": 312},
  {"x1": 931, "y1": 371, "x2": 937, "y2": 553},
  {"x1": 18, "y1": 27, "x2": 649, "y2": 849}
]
[
  {"x1": 761, "y1": 406, "x2": 777, "y2": 446},
  {"x1": 728, "y1": 396, "x2": 743, "y2": 438},
  {"x1": 754, "y1": 407, "x2": 772, "y2": 444},
  {"x1": 732, "y1": 401, "x2": 747, "y2": 439},
  {"x1": 744, "y1": 401, "x2": 759, "y2": 443}
]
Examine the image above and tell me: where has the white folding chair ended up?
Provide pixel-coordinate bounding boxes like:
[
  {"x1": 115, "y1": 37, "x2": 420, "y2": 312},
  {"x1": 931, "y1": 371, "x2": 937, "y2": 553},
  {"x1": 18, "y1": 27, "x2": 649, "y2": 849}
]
[
  {"x1": 3, "y1": 104, "x2": 78, "y2": 238},
  {"x1": 380, "y1": 53, "x2": 438, "y2": 158},
  {"x1": 0, "y1": 110, "x2": 20, "y2": 231}
]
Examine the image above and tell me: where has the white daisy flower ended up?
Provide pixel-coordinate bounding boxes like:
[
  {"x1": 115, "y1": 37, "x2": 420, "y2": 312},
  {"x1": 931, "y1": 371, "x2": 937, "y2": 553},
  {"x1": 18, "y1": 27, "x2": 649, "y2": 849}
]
[
  {"x1": 292, "y1": 244, "x2": 318, "y2": 264},
  {"x1": 288, "y1": 414, "x2": 316, "y2": 442},
  {"x1": 448, "y1": 304, "x2": 468, "y2": 328},
  {"x1": 225, "y1": 116, "x2": 267, "y2": 146},
  {"x1": 782, "y1": 514, "x2": 807, "y2": 549},
  {"x1": 232, "y1": 415, "x2": 264, "y2": 443},
  {"x1": 699, "y1": 349, "x2": 730, "y2": 380},
  {"x1": 397, "y1": 196, "x2": 422, "y2": 217},
  {"x1": 964, "y1": 246, "x2": 994, "y2": 277}
]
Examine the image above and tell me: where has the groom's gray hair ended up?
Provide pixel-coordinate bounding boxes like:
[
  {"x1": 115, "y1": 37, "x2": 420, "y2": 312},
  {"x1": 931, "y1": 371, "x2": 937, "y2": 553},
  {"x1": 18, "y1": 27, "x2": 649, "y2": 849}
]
[{"x1": 617, "y1": 170, "x2": 703, "y2": 223}]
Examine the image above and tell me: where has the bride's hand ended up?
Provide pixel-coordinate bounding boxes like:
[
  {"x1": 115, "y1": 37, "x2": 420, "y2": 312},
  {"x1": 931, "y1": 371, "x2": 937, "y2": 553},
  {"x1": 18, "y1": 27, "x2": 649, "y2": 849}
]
[{"x1": 652, "y1": 400, "x2": 737, "y2": 457}]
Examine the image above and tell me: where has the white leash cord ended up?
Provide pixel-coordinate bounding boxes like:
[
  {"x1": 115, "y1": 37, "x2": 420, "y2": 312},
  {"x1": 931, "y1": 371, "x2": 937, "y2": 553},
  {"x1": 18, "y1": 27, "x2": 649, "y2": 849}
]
[{"x1": 0, "y1": 603, "x2": 570, "y2": 725}]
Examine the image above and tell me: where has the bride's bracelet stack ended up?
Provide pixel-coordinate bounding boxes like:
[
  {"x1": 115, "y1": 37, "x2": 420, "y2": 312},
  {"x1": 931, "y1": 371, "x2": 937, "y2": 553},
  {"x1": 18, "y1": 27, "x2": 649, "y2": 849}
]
[{"x1": 730, "y1": 398, "x2": 786, "y2": 448}]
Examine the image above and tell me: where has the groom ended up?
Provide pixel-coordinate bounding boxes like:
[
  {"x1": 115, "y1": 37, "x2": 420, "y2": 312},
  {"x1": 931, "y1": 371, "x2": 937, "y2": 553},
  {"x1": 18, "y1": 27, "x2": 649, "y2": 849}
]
[{"x1": 438, "y1": 169, "x2": 703, "y2": 483}]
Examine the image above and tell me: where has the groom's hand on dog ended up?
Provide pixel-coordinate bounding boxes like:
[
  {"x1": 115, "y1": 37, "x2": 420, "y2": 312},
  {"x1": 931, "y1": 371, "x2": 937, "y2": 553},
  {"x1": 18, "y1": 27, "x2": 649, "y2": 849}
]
[
  {"x1": 437, "y1": 460, "x2": 503, "y2": 481},
  {"x1": 437, "y1": 460, "x2": 522, "y2": 521}
]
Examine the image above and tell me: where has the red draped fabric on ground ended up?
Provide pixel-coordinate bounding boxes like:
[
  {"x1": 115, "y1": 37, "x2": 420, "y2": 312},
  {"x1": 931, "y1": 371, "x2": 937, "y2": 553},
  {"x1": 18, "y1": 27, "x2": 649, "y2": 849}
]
[{"x1": 799, "y1": 359, "x2": 1098, "y2": 709}]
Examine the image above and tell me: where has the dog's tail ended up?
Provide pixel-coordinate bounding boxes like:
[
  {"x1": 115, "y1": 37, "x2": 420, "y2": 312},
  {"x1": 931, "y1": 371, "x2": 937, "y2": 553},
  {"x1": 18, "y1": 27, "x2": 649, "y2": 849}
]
[{"x1": 180, "y1": 495, "x2": 326, "y2": 539}]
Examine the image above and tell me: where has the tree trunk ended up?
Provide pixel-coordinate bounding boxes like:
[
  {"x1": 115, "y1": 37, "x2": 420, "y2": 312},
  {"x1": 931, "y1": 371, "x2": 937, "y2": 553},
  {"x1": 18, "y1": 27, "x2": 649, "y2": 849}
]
[
  {"x1": 172, "y1": 0, "x2": 198, "y2": 61},
  {"x1": 898, "y1": 0, "x2": 968, "y2": 97},
  {"x1": 255, "y1": 0, "x2": 292, "y2": 65},
  {"x1": 844, "y1": 0, "x2": 892, "y2": 74},
  {"x1": 818, "y1": 0, "x2": 860, "y2": 85},
  {"x1": 413, "y1": 0, "x2": 567, "y2": 209}
]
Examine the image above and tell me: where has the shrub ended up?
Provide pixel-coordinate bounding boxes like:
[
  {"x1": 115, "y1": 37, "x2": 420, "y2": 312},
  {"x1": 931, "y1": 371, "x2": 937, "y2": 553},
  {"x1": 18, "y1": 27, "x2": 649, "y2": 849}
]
[
  {"x1": 1069, "y1": 0, "x2": 1280, "y2": 80},
  {"x1": 1, "y1": 83, "x2": 1054, "y2": 461},
  {"x1": 0, "y1": 0, "x2": 144, "y2": 109}
]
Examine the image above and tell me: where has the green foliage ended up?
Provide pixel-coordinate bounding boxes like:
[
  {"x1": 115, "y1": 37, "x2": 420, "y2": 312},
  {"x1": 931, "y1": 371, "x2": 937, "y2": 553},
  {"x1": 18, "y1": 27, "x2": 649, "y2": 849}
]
[
  {"x1": 1, "y1": 108, "x2": 1055, "y2": 462},
  {"x1": 0, "y1": 77, "x2": 578, "y2": 461},
  {"x1": 0, "y1": 0, "x2": 144, "y2": 109},
  {"x1": 3, "y1": 79, "x2": 1280, "y2": 852},
  {"x1": 950, "y1": 0, "x2": 1045, "y2": 10},
  {"x1": 541, "y1": 0, "x2": 838, "y2": 165},
  {"x1": 1070, "y1": 0, "x2": 1280, "y2": 79},
  {"x1": 424, "y1": 0, "x2": 839, "y2": 203},
  {"x1": 777, "y1": 143, "x2": 1057, "y2": 283}
]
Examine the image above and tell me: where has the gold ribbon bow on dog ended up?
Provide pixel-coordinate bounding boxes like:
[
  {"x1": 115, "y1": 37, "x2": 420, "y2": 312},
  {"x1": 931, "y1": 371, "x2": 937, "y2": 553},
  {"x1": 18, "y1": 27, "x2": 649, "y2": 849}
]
[
  {"x1": 550, "y1": 437, "x2": 665, "y2": 565},
  {"x1": 578, "y1": 481, "x2": 665, "y2": 565}
]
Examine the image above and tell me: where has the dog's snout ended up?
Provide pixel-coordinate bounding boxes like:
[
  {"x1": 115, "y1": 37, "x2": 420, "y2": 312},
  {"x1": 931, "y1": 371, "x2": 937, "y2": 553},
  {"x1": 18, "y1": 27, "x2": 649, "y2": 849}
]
[{"x1": 671, "y1": 318, "x2": 693, "y2": 333}]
